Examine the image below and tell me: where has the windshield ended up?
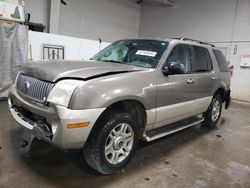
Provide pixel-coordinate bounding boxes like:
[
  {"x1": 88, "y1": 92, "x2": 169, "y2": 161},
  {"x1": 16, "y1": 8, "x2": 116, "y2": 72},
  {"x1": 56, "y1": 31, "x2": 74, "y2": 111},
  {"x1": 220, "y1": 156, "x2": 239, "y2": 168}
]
[{"x1": 91, "y1": 40, "x2": 169, "y2": 68}]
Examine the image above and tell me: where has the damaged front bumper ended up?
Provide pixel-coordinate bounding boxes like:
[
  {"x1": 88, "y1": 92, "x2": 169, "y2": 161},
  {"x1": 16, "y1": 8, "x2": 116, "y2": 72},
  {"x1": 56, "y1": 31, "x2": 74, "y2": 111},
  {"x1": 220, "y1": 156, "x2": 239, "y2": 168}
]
[{"x1": 8, "y1": 86, "x2": 105, "y2": 149}]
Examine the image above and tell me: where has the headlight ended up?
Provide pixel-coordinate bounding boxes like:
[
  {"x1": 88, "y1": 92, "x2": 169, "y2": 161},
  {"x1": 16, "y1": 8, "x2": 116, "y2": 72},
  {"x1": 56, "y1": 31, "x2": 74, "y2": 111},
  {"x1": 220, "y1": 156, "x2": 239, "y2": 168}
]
[{"x1": 47, "y1": 79, "x2": 84, "y2": 107}]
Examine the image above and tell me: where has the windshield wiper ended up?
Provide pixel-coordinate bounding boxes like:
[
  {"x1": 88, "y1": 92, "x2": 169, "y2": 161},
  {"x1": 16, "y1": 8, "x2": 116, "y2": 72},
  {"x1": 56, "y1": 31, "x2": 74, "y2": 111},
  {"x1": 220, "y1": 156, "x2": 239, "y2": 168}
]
[{"x1": 101, "y1": 60, "x2": 123, "y2": 64}]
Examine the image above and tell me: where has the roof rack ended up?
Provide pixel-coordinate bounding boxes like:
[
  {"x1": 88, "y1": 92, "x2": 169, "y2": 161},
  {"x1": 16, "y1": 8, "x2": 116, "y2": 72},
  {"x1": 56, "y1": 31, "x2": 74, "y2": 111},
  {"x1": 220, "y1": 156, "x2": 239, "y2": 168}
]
[{"x1": 177, "y1": 37, "x2": 215, "y2": 47}]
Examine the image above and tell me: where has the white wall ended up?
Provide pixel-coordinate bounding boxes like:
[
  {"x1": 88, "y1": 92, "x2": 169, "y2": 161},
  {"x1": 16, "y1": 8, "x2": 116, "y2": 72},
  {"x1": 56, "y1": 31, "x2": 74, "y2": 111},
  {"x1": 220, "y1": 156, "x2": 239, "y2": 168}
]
[
  {"x1": 25, "y1": 0, "x2": 141, "y2": 42},
  {"x1": 233, "y1": 0, "x2": 250, "y2": 41},
  {"x1": 25, "y1": 0, "x2": 49, "y2": 32},
  {"x1": 139, "y1": 0, "x2": 237, "y2": 41},
  {"x1": 28, "y1": 31, "x2": 110, "y2": 61},
  {"x1": 139, "y1": 0, "x2": 250, "y2": 51},
  {"x1": 139, "y1": 0, "x2": 250, "y2": 102},
  {"x1": 228, "y1": 42, "x2": 250, "y2": 102},
  {"x1": 59, "y1": 0, "x2": 140, "y2": 42}
]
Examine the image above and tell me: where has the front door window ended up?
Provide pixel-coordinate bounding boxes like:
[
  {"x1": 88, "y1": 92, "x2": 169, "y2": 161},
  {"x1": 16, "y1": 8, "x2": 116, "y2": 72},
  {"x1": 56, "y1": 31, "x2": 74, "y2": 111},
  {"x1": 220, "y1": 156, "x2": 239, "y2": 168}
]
[{"x1": 166, "y1": 44, "x2": 193, "y2": 74}]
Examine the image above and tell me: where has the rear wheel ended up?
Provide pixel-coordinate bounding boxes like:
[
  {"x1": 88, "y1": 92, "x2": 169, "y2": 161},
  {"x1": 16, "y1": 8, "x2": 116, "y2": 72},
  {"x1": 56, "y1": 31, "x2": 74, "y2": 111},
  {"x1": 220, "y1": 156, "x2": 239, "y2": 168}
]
[
  {"x1": 202, "y1": 94, "x2": 222, "y2": 127},
  {"x1": 83, "y1": 110, "x2": 139, "y2": 175}
]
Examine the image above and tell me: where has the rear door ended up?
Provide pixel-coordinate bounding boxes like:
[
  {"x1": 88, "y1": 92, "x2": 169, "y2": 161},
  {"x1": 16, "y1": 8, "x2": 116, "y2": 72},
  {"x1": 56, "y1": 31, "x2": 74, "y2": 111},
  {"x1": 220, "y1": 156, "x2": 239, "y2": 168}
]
[{"x1": 191, "y1": 45, "x2": 218, "y2": 114}]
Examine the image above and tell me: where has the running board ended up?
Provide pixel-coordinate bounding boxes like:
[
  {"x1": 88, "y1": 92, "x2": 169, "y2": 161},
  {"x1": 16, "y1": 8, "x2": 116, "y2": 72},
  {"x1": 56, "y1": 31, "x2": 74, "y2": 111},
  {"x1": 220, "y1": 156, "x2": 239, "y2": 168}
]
[{"x1": 144, "y1": 116, "x2": 204, "y2": 142}]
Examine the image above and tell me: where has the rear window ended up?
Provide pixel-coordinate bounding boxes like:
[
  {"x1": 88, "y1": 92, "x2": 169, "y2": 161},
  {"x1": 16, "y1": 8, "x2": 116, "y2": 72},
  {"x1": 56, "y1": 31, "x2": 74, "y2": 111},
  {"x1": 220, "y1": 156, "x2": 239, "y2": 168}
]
[
  {"x1": 213, "y1": 49, "x2": 229, "y2": 72},
  {"x1": 193, "y1": 46, "x2": 213, "y2": 72}
]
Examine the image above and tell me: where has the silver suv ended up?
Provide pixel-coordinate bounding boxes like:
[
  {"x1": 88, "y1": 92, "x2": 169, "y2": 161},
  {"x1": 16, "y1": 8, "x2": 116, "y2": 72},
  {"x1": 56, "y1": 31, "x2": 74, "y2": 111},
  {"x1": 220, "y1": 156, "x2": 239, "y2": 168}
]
[{"x1": 8, "y1": 38, "x2": 231, "y2": 174}]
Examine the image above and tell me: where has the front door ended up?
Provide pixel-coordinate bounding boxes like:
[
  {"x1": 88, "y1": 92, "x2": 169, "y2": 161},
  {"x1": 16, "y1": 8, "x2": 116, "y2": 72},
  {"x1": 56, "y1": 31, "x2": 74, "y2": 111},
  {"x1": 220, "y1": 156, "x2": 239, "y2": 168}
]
[{"x1": 154, "y1": 44, "x2": 198, "y2": 129}]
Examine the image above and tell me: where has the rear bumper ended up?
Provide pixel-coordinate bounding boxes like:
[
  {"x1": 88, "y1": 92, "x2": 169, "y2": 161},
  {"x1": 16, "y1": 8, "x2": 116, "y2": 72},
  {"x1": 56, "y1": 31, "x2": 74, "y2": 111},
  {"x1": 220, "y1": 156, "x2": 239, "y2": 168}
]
[{"x1": 8, "y1": 86, "x2": 105, "y2": 149}]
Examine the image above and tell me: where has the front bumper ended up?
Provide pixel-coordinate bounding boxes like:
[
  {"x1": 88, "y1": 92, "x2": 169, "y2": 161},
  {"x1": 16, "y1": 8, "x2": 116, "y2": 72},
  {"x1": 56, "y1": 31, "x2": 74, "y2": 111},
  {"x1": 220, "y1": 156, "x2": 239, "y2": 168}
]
[{"x1": 8, "y1": 86, "x2": 105, "y2": 149}]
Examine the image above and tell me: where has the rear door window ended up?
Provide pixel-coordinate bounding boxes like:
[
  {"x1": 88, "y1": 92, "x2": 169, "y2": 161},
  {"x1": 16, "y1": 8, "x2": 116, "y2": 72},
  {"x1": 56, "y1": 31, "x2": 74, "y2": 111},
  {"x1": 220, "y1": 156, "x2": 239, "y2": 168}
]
[
  {"x1": 213, "y1": 49, "x2": 229, "y2": 72},
  {"x1": 193, "y1": 46, "x2": 213, "y2": 73}
]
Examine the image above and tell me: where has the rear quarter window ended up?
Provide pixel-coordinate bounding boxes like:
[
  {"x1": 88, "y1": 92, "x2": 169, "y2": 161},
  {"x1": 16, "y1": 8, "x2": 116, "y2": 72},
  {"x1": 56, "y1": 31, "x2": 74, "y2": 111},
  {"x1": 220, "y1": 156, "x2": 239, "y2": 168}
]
[{"x1": 213, "y1": 50, "x2": 229, "y2": 72}]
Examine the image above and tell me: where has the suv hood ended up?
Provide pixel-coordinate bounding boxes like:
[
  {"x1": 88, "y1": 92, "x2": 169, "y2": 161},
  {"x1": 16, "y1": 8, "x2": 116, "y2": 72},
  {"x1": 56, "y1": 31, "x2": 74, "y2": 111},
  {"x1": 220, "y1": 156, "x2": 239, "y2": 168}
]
[{"x1": 22, "y1": 60, "x2": 145, "y2": 82}]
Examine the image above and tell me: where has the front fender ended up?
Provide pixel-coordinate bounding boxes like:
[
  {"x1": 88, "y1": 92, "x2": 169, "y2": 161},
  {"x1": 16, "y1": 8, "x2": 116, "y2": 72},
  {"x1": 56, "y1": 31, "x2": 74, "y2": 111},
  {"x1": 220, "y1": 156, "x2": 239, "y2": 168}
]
[{"x1": 69, "y1": 70, "x2": 157, "y2": 110}]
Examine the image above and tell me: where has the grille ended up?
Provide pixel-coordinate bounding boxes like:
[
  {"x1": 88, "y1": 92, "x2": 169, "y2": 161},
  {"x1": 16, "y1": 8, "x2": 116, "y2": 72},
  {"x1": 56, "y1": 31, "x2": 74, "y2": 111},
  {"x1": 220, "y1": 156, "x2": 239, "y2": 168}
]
[{"x1": 16, "y1": 74, "x2": 55, "y2": 103}]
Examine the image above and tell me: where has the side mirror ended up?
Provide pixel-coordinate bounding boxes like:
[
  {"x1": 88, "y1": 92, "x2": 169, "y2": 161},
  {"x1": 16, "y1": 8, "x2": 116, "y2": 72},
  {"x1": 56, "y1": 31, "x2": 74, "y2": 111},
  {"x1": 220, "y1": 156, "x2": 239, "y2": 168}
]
[
  {"x1": 163, "y1": 62, "x2": 185, "y2": 76},
  {"x1": 162, "y1": 65, "x2": 170, "y2": 76}
]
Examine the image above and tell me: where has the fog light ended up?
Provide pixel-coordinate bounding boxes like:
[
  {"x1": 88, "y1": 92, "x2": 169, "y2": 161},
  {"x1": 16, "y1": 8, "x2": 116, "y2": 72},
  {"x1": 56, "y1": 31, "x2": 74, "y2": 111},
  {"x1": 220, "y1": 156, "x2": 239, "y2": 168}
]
[{"x1": 67, "y1": 122, "x2": 90, "y2": 129}]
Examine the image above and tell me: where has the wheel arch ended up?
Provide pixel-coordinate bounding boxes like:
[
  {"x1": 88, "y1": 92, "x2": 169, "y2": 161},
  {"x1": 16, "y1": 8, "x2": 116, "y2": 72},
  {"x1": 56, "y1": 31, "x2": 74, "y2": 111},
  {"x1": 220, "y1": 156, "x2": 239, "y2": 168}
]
[
  {"x1": 213, "y1": 87, "x2": 226, "y2": 102},
  {"x1": 90, "y1": 99, "x2": 147, "y2": 139}
]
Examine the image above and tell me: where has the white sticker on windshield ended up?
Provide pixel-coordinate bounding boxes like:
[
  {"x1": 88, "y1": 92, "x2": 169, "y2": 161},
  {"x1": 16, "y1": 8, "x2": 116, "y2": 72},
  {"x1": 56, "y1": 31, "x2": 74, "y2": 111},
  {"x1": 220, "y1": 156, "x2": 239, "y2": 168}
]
[{"x1": 136, "y1": 50, "x2": 157, "y2": 57}]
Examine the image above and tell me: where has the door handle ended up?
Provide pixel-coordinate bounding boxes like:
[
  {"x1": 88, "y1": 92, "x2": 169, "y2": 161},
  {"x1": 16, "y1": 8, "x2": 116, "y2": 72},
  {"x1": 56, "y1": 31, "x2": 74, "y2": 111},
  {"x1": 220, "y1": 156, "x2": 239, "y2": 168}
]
[
  {"x1": 186, "y1": 78, "x2": 195, "y2": 84},
  {"x1": 212, "y1": 76, "x2": 218, "y2": 81}
]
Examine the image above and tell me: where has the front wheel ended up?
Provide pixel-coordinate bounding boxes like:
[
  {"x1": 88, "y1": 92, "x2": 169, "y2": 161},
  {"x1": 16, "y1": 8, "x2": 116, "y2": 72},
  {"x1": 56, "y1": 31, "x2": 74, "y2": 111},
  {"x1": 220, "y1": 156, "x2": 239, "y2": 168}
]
[
  {"x1": 83, "y1": 111, "x2": 139, "y2": 175},
  {"x1": 202, "y1": 94, "x2": 222, "y2": 127}
]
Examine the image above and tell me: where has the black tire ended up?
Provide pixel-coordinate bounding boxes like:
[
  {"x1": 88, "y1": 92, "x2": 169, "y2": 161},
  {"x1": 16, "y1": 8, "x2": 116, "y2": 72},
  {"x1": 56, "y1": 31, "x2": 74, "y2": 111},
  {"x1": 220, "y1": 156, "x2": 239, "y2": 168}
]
[
  {"x1": 83, "y1": 110, "x2": 139, "y2": 175},
  {"x1": 202, "y1": 94, "x2": 222, "y2": 127}
]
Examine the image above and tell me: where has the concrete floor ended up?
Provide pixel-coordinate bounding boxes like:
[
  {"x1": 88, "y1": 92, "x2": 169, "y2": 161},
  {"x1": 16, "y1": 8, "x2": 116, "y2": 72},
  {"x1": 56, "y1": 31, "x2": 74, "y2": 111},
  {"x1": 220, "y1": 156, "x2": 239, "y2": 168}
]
[{"x1": 0, "y1": 101, "x2": 250, "y2": 188}]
